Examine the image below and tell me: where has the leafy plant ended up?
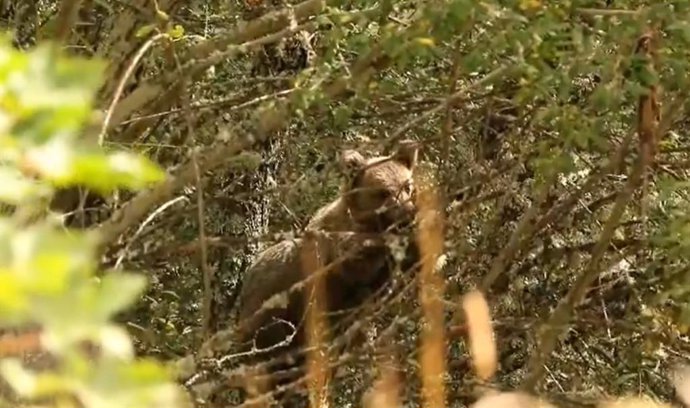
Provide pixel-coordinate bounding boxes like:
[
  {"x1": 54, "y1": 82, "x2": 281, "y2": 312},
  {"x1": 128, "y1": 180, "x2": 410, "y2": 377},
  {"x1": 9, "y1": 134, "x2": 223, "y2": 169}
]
[{"x1": 0, "y1": 36, "x2": 189, "y2": 408}]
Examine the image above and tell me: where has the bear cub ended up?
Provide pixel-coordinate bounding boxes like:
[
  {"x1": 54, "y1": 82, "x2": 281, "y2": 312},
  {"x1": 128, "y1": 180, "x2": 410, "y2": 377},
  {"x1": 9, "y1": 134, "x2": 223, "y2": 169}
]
[
  {"x1": 235, "y1": 140, "x2": 421, "y2": 347},
  {"x1": 232, "y1": 140, "x2": 422, "y2": 405}
]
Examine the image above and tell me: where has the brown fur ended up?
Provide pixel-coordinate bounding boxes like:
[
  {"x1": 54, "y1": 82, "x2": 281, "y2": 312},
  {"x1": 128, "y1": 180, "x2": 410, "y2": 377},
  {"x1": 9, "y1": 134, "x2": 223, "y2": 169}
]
[
  {"x1": 234, "y1": 231, "x2": 392, "y2": 353},
  {"x1": 233, "y1": 231, "x2": 395, "y2": 406},
  {"x1": 306, "y1": 140, "x2": 420, "y2": 233}
]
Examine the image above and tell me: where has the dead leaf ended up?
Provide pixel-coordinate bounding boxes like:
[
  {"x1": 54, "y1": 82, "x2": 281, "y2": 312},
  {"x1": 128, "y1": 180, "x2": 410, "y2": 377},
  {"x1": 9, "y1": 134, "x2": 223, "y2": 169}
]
[
  {"x1": 462, "y1": 290, "x2": 497, "y2": 381},
  {"x1": 598, "y1": 396, "x2": 672, "y2": 408},
  {"x1": 471, "y1": 391, "x2": 556, "y2": 408},
  {"x1": 362, "y1": 365, "x2": 402, "y2": 408},
  {"x1": 670, "y1": 364, "x2": 690, "y2": 406}
]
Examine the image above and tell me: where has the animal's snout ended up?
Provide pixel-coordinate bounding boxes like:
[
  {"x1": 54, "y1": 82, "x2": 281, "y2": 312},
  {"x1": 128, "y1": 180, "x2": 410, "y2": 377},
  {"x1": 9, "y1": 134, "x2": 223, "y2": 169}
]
[{"x1": 384, "y1": 196, "x2": 416, "y2": 227}]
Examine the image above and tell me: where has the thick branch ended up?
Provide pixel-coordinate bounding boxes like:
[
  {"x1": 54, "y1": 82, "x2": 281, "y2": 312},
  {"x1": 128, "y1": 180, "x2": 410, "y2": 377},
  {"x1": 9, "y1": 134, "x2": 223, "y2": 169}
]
[
  {"x1": 94, "y1": 47, "x2": 388, "y2": 248},
  {"x1": 106, "y1": 0, "x2": 337, "y2": 136}
]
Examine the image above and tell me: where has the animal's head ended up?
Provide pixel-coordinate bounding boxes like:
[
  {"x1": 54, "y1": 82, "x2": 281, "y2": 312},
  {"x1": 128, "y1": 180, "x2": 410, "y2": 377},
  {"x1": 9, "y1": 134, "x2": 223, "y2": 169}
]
[{"x1": 340, "y1": 140, "x2": 420, "y2": 232}]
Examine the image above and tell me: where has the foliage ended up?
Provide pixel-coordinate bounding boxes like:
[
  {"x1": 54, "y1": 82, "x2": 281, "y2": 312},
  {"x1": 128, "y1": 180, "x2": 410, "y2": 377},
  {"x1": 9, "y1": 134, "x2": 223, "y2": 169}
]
[
  {"x1": 2, "y1": 0, "x2": 690, "y2": 407},
  {"x1": 0, "y1": 37, "x2": 188, "y2": 408}
]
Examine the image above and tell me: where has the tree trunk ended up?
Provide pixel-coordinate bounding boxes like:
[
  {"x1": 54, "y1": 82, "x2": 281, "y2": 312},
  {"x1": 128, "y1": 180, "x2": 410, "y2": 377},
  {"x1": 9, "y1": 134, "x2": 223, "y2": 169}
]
[{"x1": 209, "y1": 136, "x2": 284, "y2": 333}]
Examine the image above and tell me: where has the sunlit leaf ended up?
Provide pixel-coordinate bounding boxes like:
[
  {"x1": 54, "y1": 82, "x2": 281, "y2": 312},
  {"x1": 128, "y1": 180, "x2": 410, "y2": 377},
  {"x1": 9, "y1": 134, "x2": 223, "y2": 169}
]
[
  {"x1": 0, "y1": 359, "x2": 37, "y2": 396},
  {"x1": 92, "y1": 272, "x2": 148, "y2": 321},
  {"x1": 22, "y1": 141, "x2": 164, "y2": 194},
  {"x1": 0, "y1": 271, "x2": 30, "y2": 322},
  {"x1": 136, "y1": 24, "x2": 157, "y2": 39},
  {"x1": 0, "y1": 166, "x2": 51, "y2": 204},
  {"x1": 415, "y1": 37, "x2": 435, "y2": 47},
  {"x1": 168, "y1": 24, "x2": 185, "y2": 40},
  {"x1": 98, "y1": 326, "x2": 135, "y2": 359},
  {"x1": 519, "y1": 0, "x2": 541, "y2": 11}
]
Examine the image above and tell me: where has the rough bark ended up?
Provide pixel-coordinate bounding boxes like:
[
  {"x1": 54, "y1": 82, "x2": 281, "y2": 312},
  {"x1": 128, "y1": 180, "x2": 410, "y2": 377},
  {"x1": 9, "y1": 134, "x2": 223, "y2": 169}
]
[{"x1": 209, "y1": 136, "x2": 284, "y2": 334}]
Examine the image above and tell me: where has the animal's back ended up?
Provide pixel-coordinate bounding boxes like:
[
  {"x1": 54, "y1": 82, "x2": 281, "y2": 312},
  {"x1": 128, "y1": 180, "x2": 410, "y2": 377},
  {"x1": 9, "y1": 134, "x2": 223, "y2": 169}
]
[
  {"x1": 306, "y1": 198, "x2": 364, "y2": 232},
  {"x1": 235, "y1": 239, "x2": 303, "y2": 345}
]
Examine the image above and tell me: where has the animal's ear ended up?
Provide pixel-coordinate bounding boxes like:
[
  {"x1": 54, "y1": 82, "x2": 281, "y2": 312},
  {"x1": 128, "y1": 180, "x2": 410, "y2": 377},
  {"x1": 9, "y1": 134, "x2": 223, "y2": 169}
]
[
  {"x1": 339, "y1": 149, "x2": 367, "y2": 179},
  {"x1": 393, "y1": 139, "x2": 420, "y2": 169}
]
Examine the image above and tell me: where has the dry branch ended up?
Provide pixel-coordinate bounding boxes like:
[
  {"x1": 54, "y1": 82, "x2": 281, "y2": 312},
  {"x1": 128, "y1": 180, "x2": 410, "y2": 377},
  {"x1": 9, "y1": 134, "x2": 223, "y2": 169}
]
[
  {"x1": 94, "y1": 46, "x2": 388, "y2": 248},
  {"x1": 300, "y1": 233, "x2": 331, "y2": 408},
  {"x1": 415, "y1": 169, "x2": 447, "y2": 408},
  {"x1": 107, "y1": 0, "x2": 344, "y2": 138}
]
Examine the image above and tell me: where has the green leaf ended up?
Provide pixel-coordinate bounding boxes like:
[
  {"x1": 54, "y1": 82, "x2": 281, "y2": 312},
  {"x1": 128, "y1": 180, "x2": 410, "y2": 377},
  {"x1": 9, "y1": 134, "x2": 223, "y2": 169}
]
[
  {"x1": 118, "y1": 358, "x2": 173, "y2": 385},
  {"x1": 135, "y1": 24, "x2": 157, "y2": 39},
  {"x1": 2, "y1": 44, "x2": 104, "y2": 145},
  {"x1": 668, "y1": 21, "x2": 690, "y2": 44},
  {"x1": 333, "y1": 105, "x2": 352, "y2": 130},
  {"x1": 23, "y1": 140, "x2": 164, "y2": 194},
  {"x1": 11, "y1": 224, "x2": 95, "y2": 284},
  {"x1": 227, "y1": 151, "x2": 262, "y2": 172},
  {"x1": 0, "y1": 166, "x2": 51, "y2": 204},
  {"x1": 168, "y1": 24, "x2": 185, "y2": 40},
  {"x1": 589, "y1": 83, "x2": 616, "y2": 112},
  {"x1": 0, "y1": 272, "x2": 30, "y2": 323},
  {"x1": 92, "y1": 273, "x2": 147, "y2": 322},
  {"x1": 0, "y1": 33, "x2": 186, "y2": 408}
]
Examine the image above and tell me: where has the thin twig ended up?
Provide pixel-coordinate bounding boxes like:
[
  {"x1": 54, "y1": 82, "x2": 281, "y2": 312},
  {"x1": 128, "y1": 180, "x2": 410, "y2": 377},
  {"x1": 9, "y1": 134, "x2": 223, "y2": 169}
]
[
  {"x1": 98, "y1": 33, "x2": 167, "y2": 145},
  {"x1": 112, "y1": 195, "x2": 189, "y2": 269},
  {"x1": 520, "y1": 28, "x2": 660, "y2": 392},
  {"x1": 388, "y1": 65, "x2": 513, "y2": 148},
  {"x1": 574, "y1": 8, "x2": 641, "y2": 17},
  {"x1": 120, "y1": 88, "x2": 295, "y2": 125}
]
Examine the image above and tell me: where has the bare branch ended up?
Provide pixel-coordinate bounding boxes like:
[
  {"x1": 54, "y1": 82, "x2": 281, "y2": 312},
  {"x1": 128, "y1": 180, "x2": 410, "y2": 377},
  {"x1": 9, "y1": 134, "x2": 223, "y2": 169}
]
[{"x1": 95, "y1": 44, "x2": 388, "y2": 253}]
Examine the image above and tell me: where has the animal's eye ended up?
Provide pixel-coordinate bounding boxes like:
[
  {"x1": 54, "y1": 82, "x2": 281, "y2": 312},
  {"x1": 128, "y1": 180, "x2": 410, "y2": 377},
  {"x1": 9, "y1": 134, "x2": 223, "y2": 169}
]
[{"x1": 398, "y1": 182, "x2": 412, "y2": 195}]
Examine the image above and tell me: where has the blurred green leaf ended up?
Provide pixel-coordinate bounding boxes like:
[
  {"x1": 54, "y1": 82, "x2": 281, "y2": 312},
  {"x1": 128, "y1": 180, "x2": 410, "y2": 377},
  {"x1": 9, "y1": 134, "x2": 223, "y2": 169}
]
[
  {"x1": 23, "y1": 141, "x2": 164, "y2": 194},
  {"x1": 136, "y1": 24, "x2": 157, "y2": 39},
  {"x1": 0, "y1": 271, "x2": 30, "y2": 322},
  {"x1": 589, "y1": 83, "x2": 617, "y2": 112},
  {"x1": 0, "y1": 166, "x2": 51, "y2": 204},
  {"x1": 2, "y1": 44, "x2": 104, "y2": 145},
  {"x1": 333, "y1": 105, "x2": 352, "y2": 130},
  {"x1": 92, "y1": 273, "x2": 147, "y2": 323},
  {"x1": 168, "y1": 24, "x2": 185, "y2": 40},
  {"x1": 0, "y1": 30, "x2": 184, "y2": 408}
]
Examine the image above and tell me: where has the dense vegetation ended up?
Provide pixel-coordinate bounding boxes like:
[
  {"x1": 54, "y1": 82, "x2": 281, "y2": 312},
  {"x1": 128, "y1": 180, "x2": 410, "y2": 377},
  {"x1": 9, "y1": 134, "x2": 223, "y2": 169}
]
[{"x1": 1, "y1": 0, "x2": 690, "y2": 407}]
